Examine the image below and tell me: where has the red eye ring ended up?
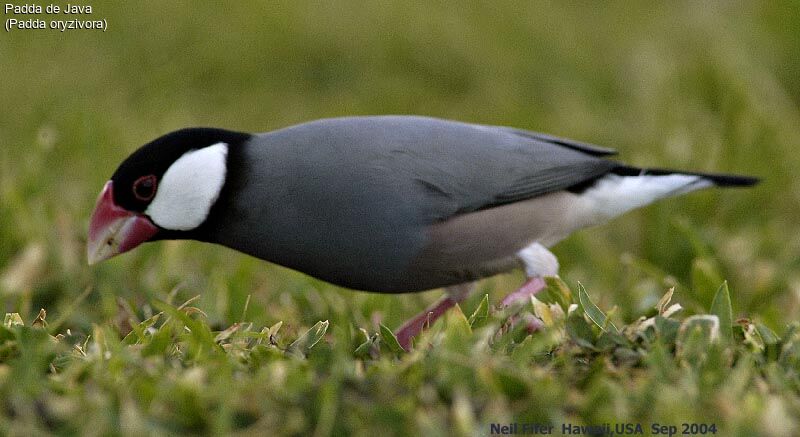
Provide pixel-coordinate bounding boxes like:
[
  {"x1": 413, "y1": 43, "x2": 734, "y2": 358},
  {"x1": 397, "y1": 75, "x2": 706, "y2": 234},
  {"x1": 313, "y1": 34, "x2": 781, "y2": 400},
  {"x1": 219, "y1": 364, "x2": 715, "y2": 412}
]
[{"x1": 133, "y1": 175, "x2": 158, "y2": 201}]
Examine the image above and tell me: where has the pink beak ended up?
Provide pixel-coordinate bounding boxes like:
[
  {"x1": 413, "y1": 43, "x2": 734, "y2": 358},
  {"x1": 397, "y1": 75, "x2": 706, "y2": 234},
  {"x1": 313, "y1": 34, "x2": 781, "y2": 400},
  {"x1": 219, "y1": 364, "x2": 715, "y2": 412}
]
[{"x1": 87, "y1": 181, "x2": 158, "y2": 265}]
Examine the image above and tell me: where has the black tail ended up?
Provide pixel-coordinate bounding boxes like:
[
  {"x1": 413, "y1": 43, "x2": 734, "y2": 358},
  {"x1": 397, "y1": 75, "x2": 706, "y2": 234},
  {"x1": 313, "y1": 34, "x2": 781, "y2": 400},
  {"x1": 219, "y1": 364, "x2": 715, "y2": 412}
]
[{"x1": 611, "y1": 165, "x2": 760, "y2": 187}]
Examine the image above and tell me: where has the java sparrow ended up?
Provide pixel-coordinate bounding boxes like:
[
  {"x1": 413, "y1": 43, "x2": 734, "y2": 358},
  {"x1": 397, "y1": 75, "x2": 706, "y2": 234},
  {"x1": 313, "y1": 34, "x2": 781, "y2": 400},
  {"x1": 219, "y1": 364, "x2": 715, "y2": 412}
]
[{"x1": 87, "y1": 116, "x2": 758, "y2": 349}]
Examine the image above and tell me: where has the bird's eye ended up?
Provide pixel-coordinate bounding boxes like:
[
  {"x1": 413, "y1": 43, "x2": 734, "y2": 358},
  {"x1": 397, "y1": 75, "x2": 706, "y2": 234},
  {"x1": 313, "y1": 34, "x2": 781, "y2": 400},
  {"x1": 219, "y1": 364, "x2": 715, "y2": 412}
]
[{"x1": 133, "y1": 175, "x2": 158, "y2": 201}]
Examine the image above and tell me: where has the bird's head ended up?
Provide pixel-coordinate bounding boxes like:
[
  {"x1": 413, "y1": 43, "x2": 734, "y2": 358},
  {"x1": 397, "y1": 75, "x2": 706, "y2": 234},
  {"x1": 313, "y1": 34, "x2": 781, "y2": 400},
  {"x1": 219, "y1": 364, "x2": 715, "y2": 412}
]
[{"x1": 87, "y1": 128, "x2": 251, "y2": 264}]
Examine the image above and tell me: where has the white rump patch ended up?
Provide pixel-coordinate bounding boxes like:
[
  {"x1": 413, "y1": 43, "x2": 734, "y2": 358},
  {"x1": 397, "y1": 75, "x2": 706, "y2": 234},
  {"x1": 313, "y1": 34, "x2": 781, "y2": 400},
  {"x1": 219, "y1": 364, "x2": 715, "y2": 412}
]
[
  {"x1": 516, "y1": 242, "x2": 559, "y2": 278},
  {"x1": 146, "y1": 143, "x2": 228, "y2": 230},
  {"x1": 578, "y1": 173, "x2": 712, "y2": 224}
]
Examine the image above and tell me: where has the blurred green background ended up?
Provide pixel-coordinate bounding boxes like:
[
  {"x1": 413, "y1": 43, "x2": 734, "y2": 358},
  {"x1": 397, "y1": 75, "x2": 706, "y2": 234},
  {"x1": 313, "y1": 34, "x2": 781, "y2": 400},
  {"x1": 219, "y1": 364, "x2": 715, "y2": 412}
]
[{"x1": 1, "y1": 1, "x2": 799, "y2": 434}]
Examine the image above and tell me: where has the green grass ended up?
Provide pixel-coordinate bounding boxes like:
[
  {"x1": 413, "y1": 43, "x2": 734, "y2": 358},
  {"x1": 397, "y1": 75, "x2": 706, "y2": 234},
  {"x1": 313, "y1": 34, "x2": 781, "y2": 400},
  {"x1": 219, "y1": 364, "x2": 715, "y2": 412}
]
[
  {"x1": 2, "y1": 1, "x2": 799, "y2": 435},
  {"x1": 2, "y1": 279, "x2": 797, "y2": 435}
]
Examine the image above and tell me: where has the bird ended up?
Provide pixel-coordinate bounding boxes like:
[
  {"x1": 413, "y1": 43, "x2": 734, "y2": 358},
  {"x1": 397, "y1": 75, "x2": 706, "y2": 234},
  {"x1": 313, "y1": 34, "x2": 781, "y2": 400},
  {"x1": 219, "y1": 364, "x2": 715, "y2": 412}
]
[{"x1": 87, "y1": 116, "x2": 758, "y2": 350}]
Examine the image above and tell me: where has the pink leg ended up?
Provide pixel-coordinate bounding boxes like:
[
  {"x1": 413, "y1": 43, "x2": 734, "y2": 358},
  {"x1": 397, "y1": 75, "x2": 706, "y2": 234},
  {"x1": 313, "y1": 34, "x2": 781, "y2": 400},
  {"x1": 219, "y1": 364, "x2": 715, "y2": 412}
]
[
  {"x1": 395, "y1": 278, "x2": 546, "y2": 350},
  {"x1": 500, "y1": 277, "x2": 546, "y2": 307},
  {"x1": 395, "y1": 283, "x2": 474, "y2": 351},
  {"x1": 501, "y1": 313, "x2": 545, "y2": 336},
  {"x1": 494, "y1": 278, "x2": 548, "y2": 339},
  {"x1": 395, "y1": 296, "x2": 456, "y2": 351}
]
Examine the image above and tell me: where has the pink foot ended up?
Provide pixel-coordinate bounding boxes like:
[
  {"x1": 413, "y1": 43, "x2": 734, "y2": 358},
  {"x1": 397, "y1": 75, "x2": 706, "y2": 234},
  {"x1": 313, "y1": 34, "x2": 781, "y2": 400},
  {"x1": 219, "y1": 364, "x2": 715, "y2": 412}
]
[
  {"x1": 395, "y1": 296, "x2": 456, "y2": 351},
  {"x1": 496, "y1": 312, "x2": 544, "y2": 340},
  {"x1": 500, "y1": 277, "x2": 546, "y2": 307}
]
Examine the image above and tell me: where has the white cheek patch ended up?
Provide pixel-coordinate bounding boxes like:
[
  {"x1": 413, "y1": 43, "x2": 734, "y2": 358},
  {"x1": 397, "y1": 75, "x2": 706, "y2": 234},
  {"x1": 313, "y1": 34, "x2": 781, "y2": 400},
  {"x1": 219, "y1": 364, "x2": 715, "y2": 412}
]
[{"x1": 146, "y1": 143, "x2": 228, "y2": 231}]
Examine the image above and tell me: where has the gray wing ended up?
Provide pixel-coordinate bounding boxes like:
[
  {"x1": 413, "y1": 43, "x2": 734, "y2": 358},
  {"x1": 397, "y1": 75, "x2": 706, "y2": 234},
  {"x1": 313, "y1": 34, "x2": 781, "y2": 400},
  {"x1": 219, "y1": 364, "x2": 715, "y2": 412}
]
[
  {"x1": 307, "y1": 116, "x2": 618, "y2": 220},
  {"x1": 217, "y1": 116, "x2": 617, "y2": 291},
  {"x1": 495, "y1": 126, "x2": 617, "y2": 157},
  {"x1": 262, "y1": 116, "x2": 619, "y2": 221}
]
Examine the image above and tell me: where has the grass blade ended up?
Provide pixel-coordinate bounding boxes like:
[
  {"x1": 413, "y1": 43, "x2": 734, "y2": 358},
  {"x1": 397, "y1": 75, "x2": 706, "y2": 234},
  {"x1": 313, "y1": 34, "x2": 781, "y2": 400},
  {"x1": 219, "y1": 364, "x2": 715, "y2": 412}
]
[
  {"x1": 379, "y1": 323, "x2": 405, "y2": 354},
  {"x1": 710, "y1": 281, "x2": 733, "y2": 344},
  {"x1": 468, "y1": 294, "x2": 489, "y2": 327},
  {"x1": 577, "y1": 282, "x2": 618, "y2": 334},
  {"x1": 288, "y1": 320, "x2": 329, "y2": 356}
]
